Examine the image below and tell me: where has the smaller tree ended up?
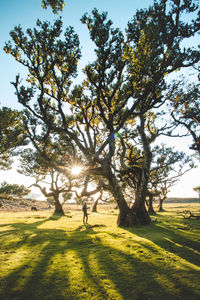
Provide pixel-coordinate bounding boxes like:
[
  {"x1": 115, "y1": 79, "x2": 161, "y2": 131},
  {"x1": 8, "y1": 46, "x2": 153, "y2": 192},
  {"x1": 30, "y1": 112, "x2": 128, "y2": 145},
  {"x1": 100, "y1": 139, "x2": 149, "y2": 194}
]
[
  {"x1": 18, "y1": 147, "x2": 76, "y2": 215},
  {"x1": 91, "y1": 190, "x2": 107, "y2": 212},
  {"x1": 170, "y1": 81, "x2": 200, "y2": 155},
  {"x1": 31, "y1": 170, "x2": 73, "y2": 215},
  {"x1": 149, "y1": 145, "x2": 194, "y2": 211},
  {"x1": 46, "y1": 196, "x2": 55, "y2": 206},
  {"x1": 193, "y1": 186, "x2": 200, "y2": 203},
  {"x1": 0, "y1": 181, "x2": 30, "y2": 198}
]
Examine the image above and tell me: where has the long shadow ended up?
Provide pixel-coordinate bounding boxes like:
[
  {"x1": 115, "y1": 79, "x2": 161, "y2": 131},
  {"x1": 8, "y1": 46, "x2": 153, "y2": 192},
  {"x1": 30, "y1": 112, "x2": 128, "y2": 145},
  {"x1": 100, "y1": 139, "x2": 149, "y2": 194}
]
[
  {"x1": 0, "y1": 216, "x2": 199, "y2": 300},
  {"x1": 123, "y1": 217, "x2": 200, "y2": 267},
  {"x1": 71, "y1": 225, "x2": 200, "y2": 300},
  {"x1": 0, "y1": 213, "x2": 71, "y2": 300}
]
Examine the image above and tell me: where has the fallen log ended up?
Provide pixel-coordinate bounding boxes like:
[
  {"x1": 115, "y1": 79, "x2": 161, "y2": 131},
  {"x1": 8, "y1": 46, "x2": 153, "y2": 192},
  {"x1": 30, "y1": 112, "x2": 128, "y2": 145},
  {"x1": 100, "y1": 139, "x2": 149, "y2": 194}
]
[{"x1": 182, "y1": 210, "x2": 200, "y2": 220}]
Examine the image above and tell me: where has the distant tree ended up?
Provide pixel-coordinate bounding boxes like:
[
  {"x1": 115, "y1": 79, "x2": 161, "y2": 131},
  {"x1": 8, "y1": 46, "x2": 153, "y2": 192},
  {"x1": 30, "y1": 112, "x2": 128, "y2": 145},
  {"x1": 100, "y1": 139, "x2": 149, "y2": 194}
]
[
  {"x1": 149, "y1": 145, "x2": 194, "y2": 211},
  {"x1": 18, "y1": 145, "x2": 78, "y2": 215},
  {"x1": 0, "y1": 107, "x2": 27, "y2": 169},
  {"x1": 91, "y1": 190, "x2": 104, "y2": 212},
  {"x1": 193, "y1": 186, "x2": 200, "y2": 203},
  {"x1": 46, "y1": 196, "x2": 55, "y2": 206},
  {"x1": 31, "y1": 170, "x2": 73, "y2": 215},
  {"x1": 170, "y1": 82, "x2": 200, "y2": 155},
  {"x1": 0, "y1": 181, "x2": 30, "y2": 198}
]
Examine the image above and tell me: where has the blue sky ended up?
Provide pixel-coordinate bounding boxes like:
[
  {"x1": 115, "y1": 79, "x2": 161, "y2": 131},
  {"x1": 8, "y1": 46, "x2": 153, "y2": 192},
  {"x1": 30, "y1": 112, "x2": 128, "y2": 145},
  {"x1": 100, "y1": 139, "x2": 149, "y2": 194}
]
[{"x1": 0, "y1": 0, "x2": 199, "y2": 197}]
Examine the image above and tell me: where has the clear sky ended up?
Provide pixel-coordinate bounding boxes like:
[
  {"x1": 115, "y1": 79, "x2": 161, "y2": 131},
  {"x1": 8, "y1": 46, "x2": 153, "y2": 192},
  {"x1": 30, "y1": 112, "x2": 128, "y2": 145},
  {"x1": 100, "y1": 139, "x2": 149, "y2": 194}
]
[{"x1": 0, "y1": 0, "x2": 199, "y2": 198}]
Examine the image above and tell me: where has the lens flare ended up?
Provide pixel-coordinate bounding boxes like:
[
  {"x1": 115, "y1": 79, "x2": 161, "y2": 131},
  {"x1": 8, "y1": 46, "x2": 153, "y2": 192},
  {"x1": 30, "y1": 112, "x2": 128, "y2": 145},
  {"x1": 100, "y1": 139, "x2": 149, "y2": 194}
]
[{"x1": 71, "y1": 166, "x2": 82, "y2": 176}]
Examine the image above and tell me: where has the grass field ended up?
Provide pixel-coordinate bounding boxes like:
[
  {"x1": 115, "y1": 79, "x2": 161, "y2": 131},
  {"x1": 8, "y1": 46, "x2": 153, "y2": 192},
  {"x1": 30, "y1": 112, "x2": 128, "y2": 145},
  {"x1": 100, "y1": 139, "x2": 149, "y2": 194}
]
[{"x1": 0, "y1": 203, "x2": 200, "y2": 300}]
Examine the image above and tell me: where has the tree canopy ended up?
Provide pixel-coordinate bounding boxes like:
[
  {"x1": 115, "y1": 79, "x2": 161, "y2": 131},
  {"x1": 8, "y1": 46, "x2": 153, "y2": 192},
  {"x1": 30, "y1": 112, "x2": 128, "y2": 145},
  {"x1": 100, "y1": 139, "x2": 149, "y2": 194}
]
[
  {"x1": 0, "y1": 107, "x2": 28, "y2": 169},
  {"x1": 41, "y1": 0, "x2": 65, "y2": 14},
  {"x1": 0, "y1": 181, "x2": 30, "y2": 198}
]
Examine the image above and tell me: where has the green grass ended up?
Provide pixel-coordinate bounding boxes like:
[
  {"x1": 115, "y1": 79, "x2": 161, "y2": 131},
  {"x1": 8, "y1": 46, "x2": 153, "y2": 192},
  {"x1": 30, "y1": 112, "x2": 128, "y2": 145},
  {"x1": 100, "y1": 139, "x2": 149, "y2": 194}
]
[{"x1": 0, "y1": 204, "x2": 200, "y2": 300}]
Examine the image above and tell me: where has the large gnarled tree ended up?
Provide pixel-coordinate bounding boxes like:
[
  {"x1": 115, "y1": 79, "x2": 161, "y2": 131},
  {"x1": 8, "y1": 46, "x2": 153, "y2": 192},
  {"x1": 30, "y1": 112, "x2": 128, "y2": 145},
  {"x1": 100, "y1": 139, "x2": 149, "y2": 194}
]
[{"x1": 4, "y1": 0, "x2": 200, "y2": 225}]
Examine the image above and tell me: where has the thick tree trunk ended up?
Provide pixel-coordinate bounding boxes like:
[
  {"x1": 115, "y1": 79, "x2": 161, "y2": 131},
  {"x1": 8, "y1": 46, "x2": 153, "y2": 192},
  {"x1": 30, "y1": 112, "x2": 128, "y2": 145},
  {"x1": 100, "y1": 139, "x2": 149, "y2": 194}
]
[
  {"x1": 113, "y1": 184, "x2": 135, "y2": 226},
  {"x1": 131, "y1": 187, "x2": 151, "y2": 224},
  {"x1": 130, "y1": 167, "x2": 151, "y2": 225},
  {"x1": 54, "y1": 194, "x2": 64, "y2": 215},
  {"x1": 106, "y1": 166, "x2": 137, "y2": 226},
  {"x1": 130, "y1": 115, "x2": 152, "y2": 224}
]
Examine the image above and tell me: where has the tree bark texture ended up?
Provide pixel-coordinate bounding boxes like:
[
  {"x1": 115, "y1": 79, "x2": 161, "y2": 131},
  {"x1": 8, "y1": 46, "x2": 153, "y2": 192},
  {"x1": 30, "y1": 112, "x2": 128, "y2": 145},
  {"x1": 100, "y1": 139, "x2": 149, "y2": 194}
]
[
  {"x1": 129, "y1": 116, "x2": 153, "y2": 224},
  {"x1": 105, "y1": 166, "x2": 138, "y2": 226},
  {"x1": 131, "y1": 187, "x2": 151, "y2": 225},
  {"x1": 54, "y1": 194, "x2": 65, "y2": 215}
]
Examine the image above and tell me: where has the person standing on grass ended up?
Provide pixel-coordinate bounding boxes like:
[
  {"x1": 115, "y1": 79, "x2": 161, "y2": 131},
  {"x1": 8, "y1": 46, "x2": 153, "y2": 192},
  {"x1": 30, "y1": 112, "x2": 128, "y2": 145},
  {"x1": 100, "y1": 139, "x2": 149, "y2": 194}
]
[{"x1": 82, "y1": 202, "x2": 88, "y2": 224}]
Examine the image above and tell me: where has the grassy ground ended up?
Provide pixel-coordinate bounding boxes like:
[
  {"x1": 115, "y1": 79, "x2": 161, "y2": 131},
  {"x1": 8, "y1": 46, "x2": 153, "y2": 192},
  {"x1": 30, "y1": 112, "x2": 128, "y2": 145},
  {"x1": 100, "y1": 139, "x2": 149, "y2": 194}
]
[{"x1": 0, "y1": 203, "x2": 199, "y2": 300}]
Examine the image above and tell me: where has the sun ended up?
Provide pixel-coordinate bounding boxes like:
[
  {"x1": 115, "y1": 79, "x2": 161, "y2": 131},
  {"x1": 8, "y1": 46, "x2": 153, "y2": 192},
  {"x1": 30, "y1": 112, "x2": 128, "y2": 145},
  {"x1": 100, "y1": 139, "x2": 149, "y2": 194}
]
[{"x1": 71, "y1": 165, "x2": 82, "y2": 176}]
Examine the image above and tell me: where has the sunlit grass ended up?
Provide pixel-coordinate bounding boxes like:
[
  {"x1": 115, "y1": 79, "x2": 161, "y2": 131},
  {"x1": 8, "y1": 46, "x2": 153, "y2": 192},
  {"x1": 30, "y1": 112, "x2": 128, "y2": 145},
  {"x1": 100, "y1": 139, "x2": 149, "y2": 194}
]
[{"x1": 0, "y1": 204, "x2": 199, "y2": 299}]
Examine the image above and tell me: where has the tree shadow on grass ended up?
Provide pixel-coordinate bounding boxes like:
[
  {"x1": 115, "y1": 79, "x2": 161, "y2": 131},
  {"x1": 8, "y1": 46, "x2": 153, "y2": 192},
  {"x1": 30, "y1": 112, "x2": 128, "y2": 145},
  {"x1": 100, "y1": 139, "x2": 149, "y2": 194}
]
[
  {"x1": 0, "y1": 216, "x2": 199, "y2": 300},
  {"x1": 124, "y1": 218, "x2": 200, "y2": 267}
]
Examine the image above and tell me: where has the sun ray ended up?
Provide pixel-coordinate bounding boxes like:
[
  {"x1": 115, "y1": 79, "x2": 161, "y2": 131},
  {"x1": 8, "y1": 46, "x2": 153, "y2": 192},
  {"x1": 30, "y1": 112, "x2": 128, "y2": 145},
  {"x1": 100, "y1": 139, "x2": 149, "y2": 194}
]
[{"x1": 71, "y1": 166, "x2": 82, "y2": 176}]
